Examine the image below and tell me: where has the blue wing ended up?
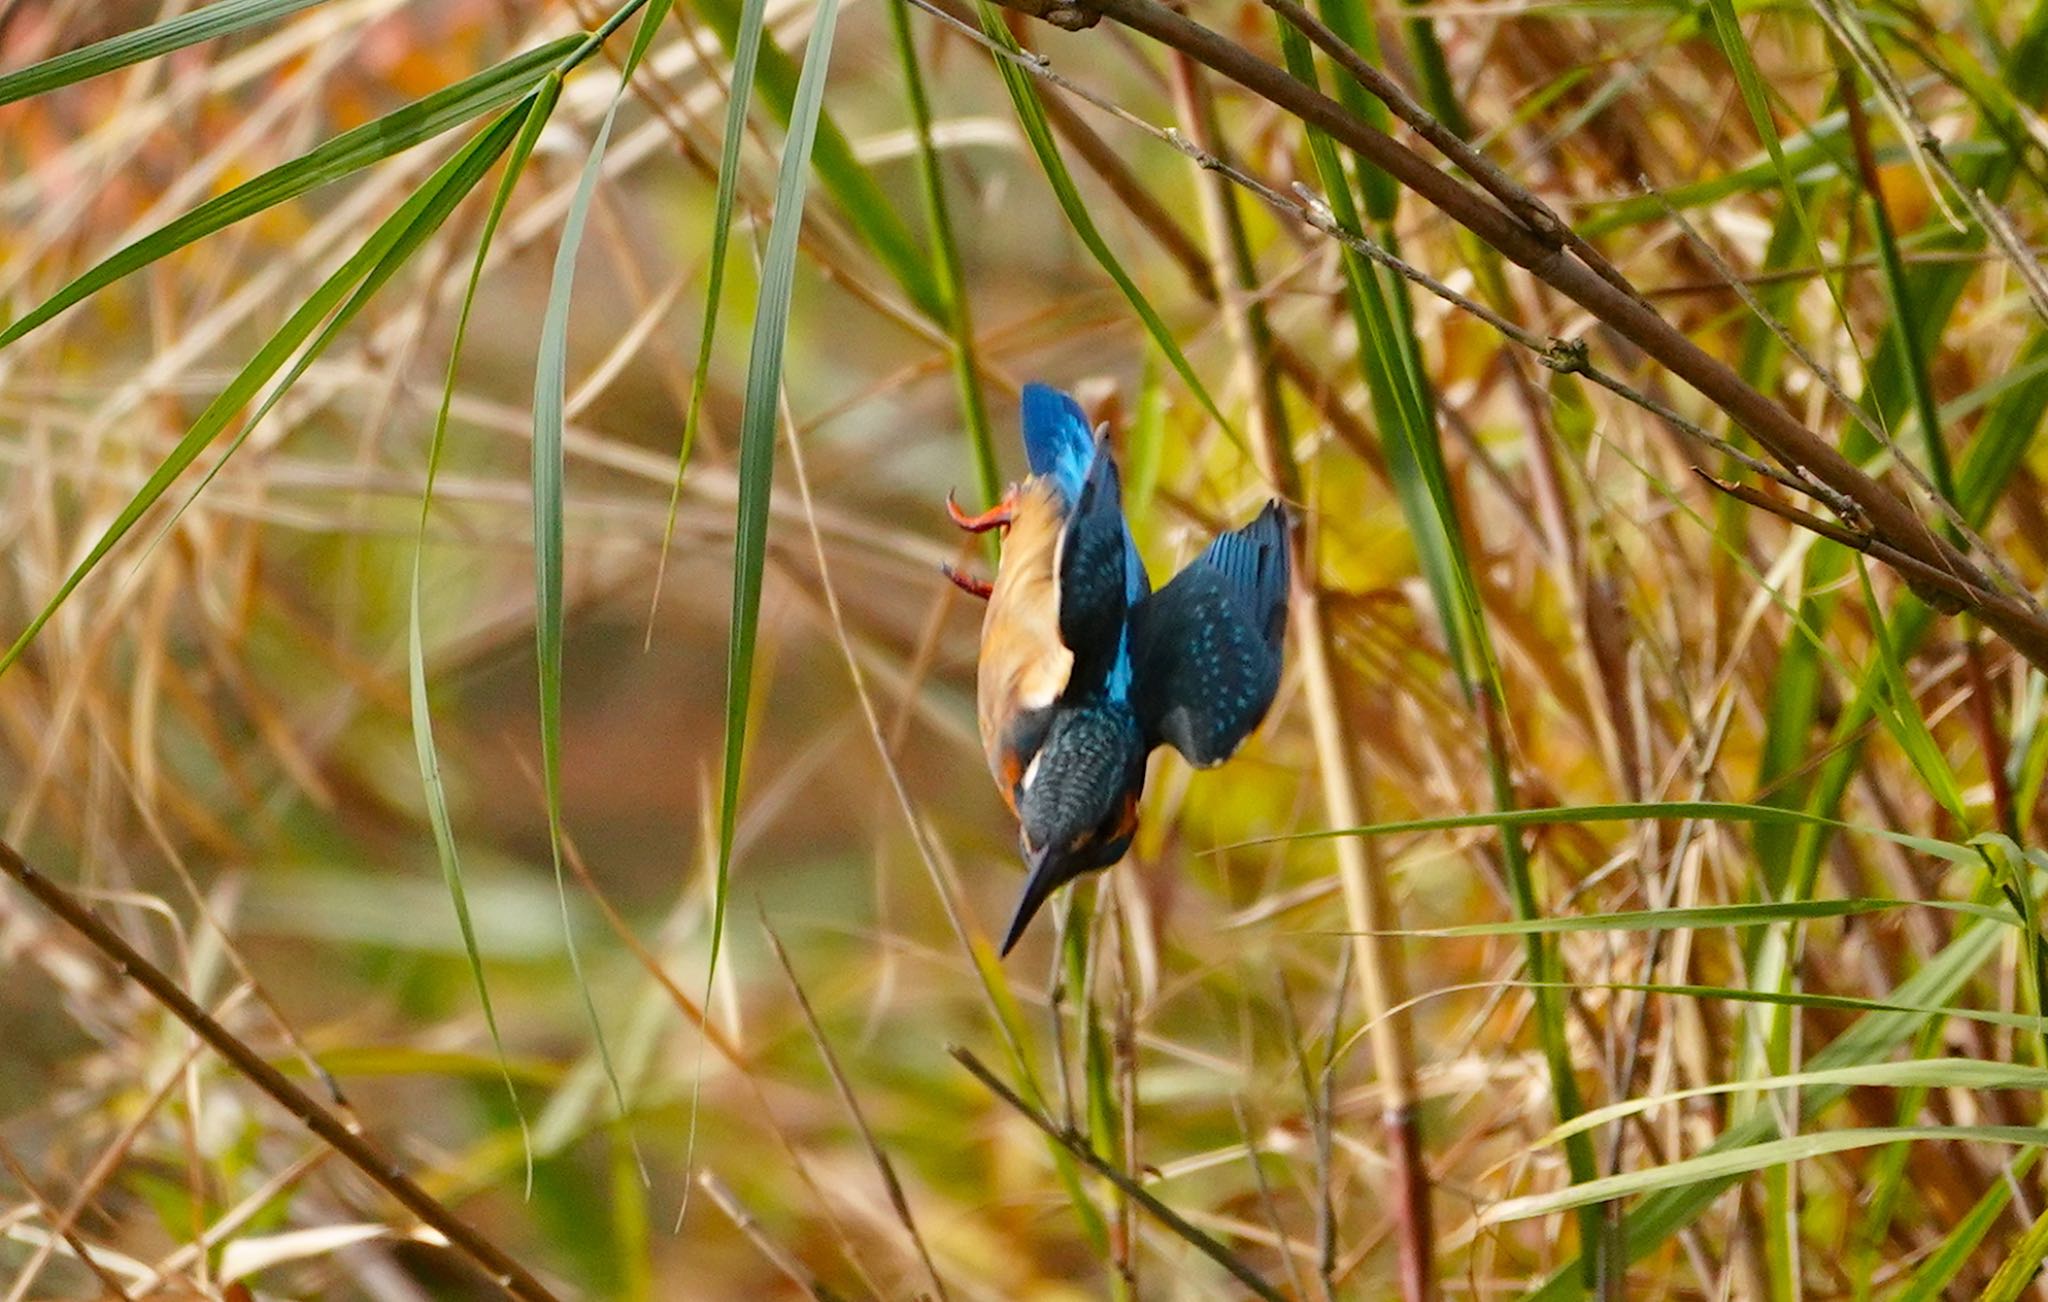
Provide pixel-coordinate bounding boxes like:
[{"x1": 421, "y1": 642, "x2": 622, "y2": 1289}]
[
  {"x1": 1057, "y1": 445, "x2": 1138, "y2": 701},
  {"x1": 1020, "y1": 383, "x2": 1095, "y2": 503},
  {"x1": 1131, "y1": 501, "x2": 1290, "y2": 766}
]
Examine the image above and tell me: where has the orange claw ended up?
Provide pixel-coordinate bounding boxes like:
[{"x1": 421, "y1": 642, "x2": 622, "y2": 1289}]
[
  {"x1": 942, "y1": 563, "x2": 994, "y2": 600},
  {"x1": 946, "y1": 488, "x2": 1015, "y2": 534}
]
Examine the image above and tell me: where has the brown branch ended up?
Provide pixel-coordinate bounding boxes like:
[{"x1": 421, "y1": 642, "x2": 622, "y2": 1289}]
[
  {"x1": 985, "y1": 0, "x2": 2048, "y2": 674},
  {"x1": 1692, "y1": 471, "x2": 1986, "y2": 615},
  {"x1": 0, "y1": 837, "x2": 561, "y2": 1302}
]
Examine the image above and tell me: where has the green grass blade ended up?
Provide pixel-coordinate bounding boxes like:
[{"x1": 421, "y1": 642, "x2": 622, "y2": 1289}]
[
  {"x1": 1236, "y1": 798, "x2": 1976, "y2": 865},
  {"x1": 656, "y1": 0, "x2": 771, "y2": 594},
  {"x1": 704, "y1": 0, "x2": 843, "y2": 1134},
  {"x1": 0, "y1": 0, "x2": 327, "y2": 107},
  {"x1": 1703, "y1": 0, "x2": 1859, "y2": 347},
  {"x1": 1275, "y1": 18, "x2": 1600, "y2": 1272},
  {"x1": 1501, "y1": 976, "x2": 2047, "y2": 1042},
  {"x1": 1978, "y1": 1193, "x2": 2048, "y2": 1302},
  {"x1": 1526, "y1": 916, "x2": 2008, "y2": 1297},
  {"x1": 1542, "y1": 1060, "x2": 2048, "y2": 1149},
  {"x1": 1892, "y1": 1150, "x2": 2037, "y2": 1302},
  {"x1": 691, "y1": 0, "x2": 938, "y2": 317},
  {"x1": 1856, "y1": 562, "x2": 1968, "y2": 821},
  {"x1": 887, "y1": 0, "x2": 998, "y2": 524},
  {"x1": 409, "y1": 75, "x2": 564, "y2": 1196},
  {"x1": 1390, "y1": 898, "x2": 2009, "y2": 940},
  {"x1": 0, "y1": 109, "x2": 525, "y2": 680},
  {"x1": 532, "y1": 1, "x2": 673, "y2": 1140},
  {"x1": 973, "y1": 3, "x2": 1235, "y2": 438},
  {"x1": 0, "y1": 34, "x2": 578, "y2": 352},
  {"x1": 1487, "y1": 1125, "x2": 2048, "y2": 1224}
]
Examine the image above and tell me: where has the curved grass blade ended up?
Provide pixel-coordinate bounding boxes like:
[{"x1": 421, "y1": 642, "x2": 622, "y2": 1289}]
[
  {"x1": 409, "y1": 75, "x2": 566, "y2": 1196},
  {"x1": 1446, "y1": 976, "x2": 2048, "y2": 1045},
  {"x1": 1543, "y1": 1060, "x2": 2048, "y2": 1149},
  {"x1": 0, "y1": 108, "x2": 528, "y2": 679},
  {"x1": 1525, "y1": 915, "x2": 2008, "y2": 1299},
  {"x1": 1703, "y1": 0, "x2": 1862, "y2": 351},
  {"x1": 689, "y1": 0, "x2": 937, "y2": 317},
  {"x1": 705, "y1": 0, "x2": 843, "y2": 1096},
  {"x1": 1230, "y1": 798, "x2": 1977, "y2": 865},
  {"x1": 0, "y1": 0, "x2": 327, "y2": 107},
  {"x1": 1486, "y1": 1125, "x2": 2048, "y2": 1224},
  {"x1": 972, "y1": 2, "x2": 1234, "y2": 440},
  {"x1": 0, "y1": 35, "x2": 577, "y2": 353},
  {"x1": 1269, "y1": 27, "x2": 1604, "y2": 1274},
  {"x1": 532, "y1": 0, "x2": 674, "y2": 1150},
  {"x1": 1382, "y1": 897, "x2": 2009, "y2": 940},
  {"x1": 1856, "y1": 561, "x2": 1968, "y2": 821},
  {"x1": 671, "y1": 0, "x2": 844, "y2": 1228},
  {"x1": 653, "y1": 0, "x2": 773, "y2": 621}
]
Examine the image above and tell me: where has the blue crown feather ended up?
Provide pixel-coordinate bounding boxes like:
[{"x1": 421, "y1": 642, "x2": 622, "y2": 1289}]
[{"x1": 1020, "y1": 382, "x2": 1095, "y2": 503}]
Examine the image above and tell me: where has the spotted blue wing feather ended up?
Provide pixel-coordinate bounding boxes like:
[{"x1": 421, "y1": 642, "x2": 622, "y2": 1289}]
[
  {"x1": 1131, "y1": 501, "x2": 1290, "y2": 766},
  {"x1": 1057, "y1": 444, "x2": 1137, "y2": 700}
]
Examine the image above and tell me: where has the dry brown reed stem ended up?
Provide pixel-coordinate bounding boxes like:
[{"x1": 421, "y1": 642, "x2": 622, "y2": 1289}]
[
  {"x1": 697, "y1": 1169, "x2": 853, "y2": 1301},
  {"x1": 761, "y1": 921, "x2": 952, "y2": 1302},
  {"x1": 987, "y1": 0, "x2": 2048, "y2": 674},
  {"x1": 0, "y1": 1129, "x2": 138, "y2": 1299},
  {"x1": 0, "y1": 837, "x2": 560, "y2": 1302},
  {"x1": 1162, "y1": 44, "x2": 1430, "y2": 1302}
]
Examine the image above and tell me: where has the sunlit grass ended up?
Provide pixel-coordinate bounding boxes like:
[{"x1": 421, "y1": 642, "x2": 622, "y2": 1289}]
[{"x1": 3, "y1": 1, "x2": 2048, "y2": 1298}]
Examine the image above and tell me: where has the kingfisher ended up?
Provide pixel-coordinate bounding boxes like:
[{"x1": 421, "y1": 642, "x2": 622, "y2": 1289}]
[{"x1": 946, "y1": 384, "x2": 1291, "y2": 955}]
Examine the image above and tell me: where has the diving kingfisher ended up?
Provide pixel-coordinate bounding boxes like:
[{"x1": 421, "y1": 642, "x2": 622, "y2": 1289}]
[{"x1": 946, "y1": 384, "x2": 1291, "y2": 954}]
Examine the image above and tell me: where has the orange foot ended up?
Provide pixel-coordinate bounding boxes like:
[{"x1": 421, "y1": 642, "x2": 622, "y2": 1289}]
[
  {"x1": 942, "y1": 563, "x2": 994, "y2": 600},
  {"x1": 946, "y1": 489, "x2": 1015, "y2": 534}
]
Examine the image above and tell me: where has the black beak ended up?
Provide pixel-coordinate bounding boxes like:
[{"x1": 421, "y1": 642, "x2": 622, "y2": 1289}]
[{"x1": 999, "y1": 844, "x2": 1068, "y2": 957}]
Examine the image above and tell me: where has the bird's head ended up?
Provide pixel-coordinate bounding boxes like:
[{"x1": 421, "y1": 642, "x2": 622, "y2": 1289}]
[{"x1": 1000, "y1": 699, "x2": 1147, "y2": 955}]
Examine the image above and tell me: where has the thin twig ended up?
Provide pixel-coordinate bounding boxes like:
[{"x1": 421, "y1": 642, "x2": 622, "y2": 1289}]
[
  {"x1": 1233, "y1": 1096, "x2": 1312, "y2": 1301},
  {"x1": 908, "y1": 0, "x2": 1845, "y2": 511},
  {"x1": 698, "y1": 1170, "x2": 851, "y2": 1301},
  {"x1": 762, "y1": 918, "x2": 953, "y2": 1302},
  {"x1": 0, "y1": 837, "x2": 561, "y2": 1302},
  {"x1": 1259, "y1": 0, "x2": 1645, "y2": 310},
  {"x1": 0, "y1": 1132, "x2": 136, "y2": 1301},
  {"x1": 949, "y1": 1045, "x2": 1289, "y2": 1302}
]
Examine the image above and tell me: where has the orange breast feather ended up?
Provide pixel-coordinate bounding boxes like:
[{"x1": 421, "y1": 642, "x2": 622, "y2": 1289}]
[{"x1": 976, "y1": 477, "x2": 1071, "y2": 806}]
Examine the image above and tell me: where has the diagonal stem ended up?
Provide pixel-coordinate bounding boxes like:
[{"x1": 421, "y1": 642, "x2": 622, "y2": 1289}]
[{"x1": 0, "y1": 837, "x2": 561, "y2": 1302}]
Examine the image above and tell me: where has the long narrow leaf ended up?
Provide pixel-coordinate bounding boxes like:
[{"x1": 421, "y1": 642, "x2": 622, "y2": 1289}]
[
  {"x1": 1235, "y1": 798, "x2": 1977, "y2": 866},
  {"x1": 410, "y1": 75, "x2": 565, "y2": 1195},
  {"x1": 1487, "y1": 1125, "x2": 2048, "y2": 1224},
  {"x1": 0, "y1": 109, "x2": 527, "y2": 678},
  {"x1": 689, "y1": 0, "x2": 938, "y2": 317},
  {"x1": 973, "y1": 3, "x2": 1233, "y2": 438},
  {"x1": 887, "y1": 0, "x2": 998, "y2": 522},
  {"x1": 702, "y1": 0, "x2": 842, "y2": 1147},
  {"x1": 0, "y1": 0, "x2": 327, "y2": 106},
  {"x1": 532, "y1": 0, "x2": 674, "y2": 1139},
  {"x1": 0, "y1": 34, "x2": 580, "y2": 352},
  {"x1": 1543, "y1": 1060, "x2": 2048, "y2": 1148},
  {"x1": 655, "y1": 0, "x2": 773, "y2": 601},
  {"x1": 1893, "y1": 1150, "x2": 2039, "y2": 1302}
]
